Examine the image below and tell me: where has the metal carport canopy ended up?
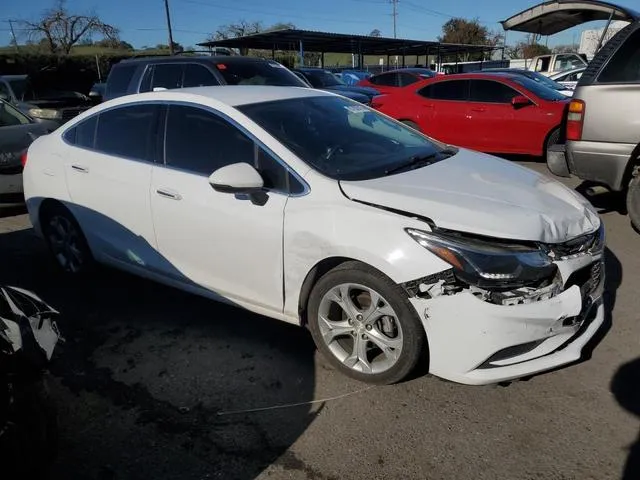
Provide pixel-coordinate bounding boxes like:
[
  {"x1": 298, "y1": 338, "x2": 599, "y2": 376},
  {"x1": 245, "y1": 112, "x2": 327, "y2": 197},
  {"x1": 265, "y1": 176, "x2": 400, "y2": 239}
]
[
  {"x1": 501, "y1": 0, "x2": 639, "y2": 35},
  {"x1": 197, "y1": 29, "x2": 492, "y2": 57}
]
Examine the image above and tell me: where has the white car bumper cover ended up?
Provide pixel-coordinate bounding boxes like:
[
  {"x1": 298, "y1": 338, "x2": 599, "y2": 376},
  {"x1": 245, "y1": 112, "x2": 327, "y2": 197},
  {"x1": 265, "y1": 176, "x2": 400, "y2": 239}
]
[{"x1": 410, "y1": 264, "x2": 605, "y2": 385}]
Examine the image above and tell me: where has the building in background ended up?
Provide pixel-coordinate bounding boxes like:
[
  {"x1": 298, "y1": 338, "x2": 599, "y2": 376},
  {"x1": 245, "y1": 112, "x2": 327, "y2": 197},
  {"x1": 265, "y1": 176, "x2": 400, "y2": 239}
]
[{"x1": 579, "y1": 21, "x2": 629, "y2": 59}]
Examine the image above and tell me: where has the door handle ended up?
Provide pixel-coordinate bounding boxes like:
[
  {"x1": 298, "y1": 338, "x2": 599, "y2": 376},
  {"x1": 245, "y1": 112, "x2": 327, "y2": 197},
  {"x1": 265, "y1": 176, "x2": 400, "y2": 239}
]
[
  {"x1": 470, "y1": 107, "x2": 486, "y2": 112},
  {"x1": 422, "y1": 104, "x2": 435, "y2": 109},
  {"x1": 156, "y1": 188, "x2": 182, "y2": 201},
  {"x1": 71, "y1": 164, "x2": 89, "y2": 173}
]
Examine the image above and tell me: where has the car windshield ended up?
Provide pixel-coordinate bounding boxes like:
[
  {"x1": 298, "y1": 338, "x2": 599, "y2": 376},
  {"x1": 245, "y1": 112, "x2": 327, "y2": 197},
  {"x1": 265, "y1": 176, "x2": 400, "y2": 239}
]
[
  {"x1": 7, "y1": 79, "x2": 27, "y2": 100},
  {"x1": 302, "y1": 70, "x2": 344, "y2": 88},
  {"x1": 510, "y1": 76, "x2": 567, "y2": 101},
  {"x1": 215, "y1": 61, "x2": 307, "y2": 86},
  {"x1": 0, "y1": 99, "x2": 31, "y2": 126},
  {"x1": 520, "y1": 71, "x2": 567, "y2": 91},
  {"x1": 239, "y1": 96, "x2": 450, "y2": 181}
]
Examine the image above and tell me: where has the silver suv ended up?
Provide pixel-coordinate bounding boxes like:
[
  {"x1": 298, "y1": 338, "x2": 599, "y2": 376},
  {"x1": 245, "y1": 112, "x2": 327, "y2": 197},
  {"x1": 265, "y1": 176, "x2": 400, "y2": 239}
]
[
  {"x1": 548, "y1": 21, "x2": 640, "y2": 229},
  {"x1": 502, "y1": 0, "x2": 640, "y2": 230}
]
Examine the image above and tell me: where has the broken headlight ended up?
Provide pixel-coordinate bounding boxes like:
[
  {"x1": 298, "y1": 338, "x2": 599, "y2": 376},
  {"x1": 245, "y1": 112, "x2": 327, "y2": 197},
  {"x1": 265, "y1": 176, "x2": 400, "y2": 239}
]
[{"x1": 405, "y1": 229, "x2": 557, "y2": 289}]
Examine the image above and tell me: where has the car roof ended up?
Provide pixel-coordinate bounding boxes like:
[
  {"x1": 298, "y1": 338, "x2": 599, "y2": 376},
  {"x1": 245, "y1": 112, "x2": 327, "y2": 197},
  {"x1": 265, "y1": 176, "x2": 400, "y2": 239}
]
[
  {"x1": 429, "y1": 72, "x2": 521, "y2": 81},
  {"x1": 102, "y1": 85, "x2": 332, "y2": 109},
  {"x1": 374, "y1": 68, "x2": 434, "y2": 75},
  {"x1": 118, "y1": 55, "x2": 279, "y2": 65}
]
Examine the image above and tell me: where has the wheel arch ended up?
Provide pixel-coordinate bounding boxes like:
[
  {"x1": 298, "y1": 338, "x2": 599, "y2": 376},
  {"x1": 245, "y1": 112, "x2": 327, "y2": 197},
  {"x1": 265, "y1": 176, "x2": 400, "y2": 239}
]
[
  {"x1": 621, "y1": 142, "x2": 640, "y2": 189},
  {"x1": 297, "y1": 256, "x2": 357, "y2": 327},
  {"x1": 543, "y1": 125, "x2": 562, "y2": 155}
]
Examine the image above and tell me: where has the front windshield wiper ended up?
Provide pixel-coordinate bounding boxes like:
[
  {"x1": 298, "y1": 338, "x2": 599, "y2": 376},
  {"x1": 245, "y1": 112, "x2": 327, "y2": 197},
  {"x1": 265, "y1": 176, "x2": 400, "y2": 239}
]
[{"x1": 384, "y1": 148, "x2": 457, "y2": 176}]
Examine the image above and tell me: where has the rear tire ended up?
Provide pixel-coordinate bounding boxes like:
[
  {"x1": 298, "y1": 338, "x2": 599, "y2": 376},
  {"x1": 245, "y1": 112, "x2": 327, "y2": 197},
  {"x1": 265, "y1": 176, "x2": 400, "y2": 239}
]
[
  {"x1": 627, "y1": 172, "x2": 640, "y2": 232},
  {"x1": 307, "y1": 261, "x2": 426, "y2": 385},
  {"x1": 41, "y1": 203, "x2": 94, "y2": 275},
  {"x1": 545, "y1": 128, "x2": 561, "y2": 155}
]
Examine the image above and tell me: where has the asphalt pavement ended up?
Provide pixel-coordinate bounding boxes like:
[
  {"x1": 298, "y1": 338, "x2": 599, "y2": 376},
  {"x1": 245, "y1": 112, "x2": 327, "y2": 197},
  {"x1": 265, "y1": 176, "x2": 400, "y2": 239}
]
[{"x1": 0, "y1": 160, "x2": 638, "y2": 480}]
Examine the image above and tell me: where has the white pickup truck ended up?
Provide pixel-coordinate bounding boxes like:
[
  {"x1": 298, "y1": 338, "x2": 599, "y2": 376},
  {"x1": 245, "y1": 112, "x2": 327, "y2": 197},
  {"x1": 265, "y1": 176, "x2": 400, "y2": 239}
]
[{"x1": 523, "y1": 53, "x2": 588, "y2": 76}]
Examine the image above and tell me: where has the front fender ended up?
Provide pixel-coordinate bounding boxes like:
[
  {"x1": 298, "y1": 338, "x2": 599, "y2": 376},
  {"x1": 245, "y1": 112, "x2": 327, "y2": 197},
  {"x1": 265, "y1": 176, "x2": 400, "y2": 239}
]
[{"x1": 282, "y1": 191, "x2": 451, "y2": 322}]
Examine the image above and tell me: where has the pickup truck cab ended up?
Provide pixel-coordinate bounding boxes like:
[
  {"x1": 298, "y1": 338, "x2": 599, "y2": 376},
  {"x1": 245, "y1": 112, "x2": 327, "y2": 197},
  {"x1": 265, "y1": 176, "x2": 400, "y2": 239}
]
[{"x1": 527, "y1": 53, "x2": 588, "y2": 76}]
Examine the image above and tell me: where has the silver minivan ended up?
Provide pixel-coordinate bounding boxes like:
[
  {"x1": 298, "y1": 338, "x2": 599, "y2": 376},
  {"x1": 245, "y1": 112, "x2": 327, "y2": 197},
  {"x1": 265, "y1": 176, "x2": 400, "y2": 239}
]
[{"x1": 503, "y1": 0, "x2": 640, "y2": 230}]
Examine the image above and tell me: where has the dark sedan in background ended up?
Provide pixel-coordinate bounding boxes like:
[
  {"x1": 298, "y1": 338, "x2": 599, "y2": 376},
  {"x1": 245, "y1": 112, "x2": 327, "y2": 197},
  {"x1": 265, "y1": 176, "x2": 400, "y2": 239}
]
[
  {"x1": 0, "y1": 99, "x2": 53, "y2": 203},
  {"x1": 293, "y1": 67, "x2": 380, "y2": 102}
]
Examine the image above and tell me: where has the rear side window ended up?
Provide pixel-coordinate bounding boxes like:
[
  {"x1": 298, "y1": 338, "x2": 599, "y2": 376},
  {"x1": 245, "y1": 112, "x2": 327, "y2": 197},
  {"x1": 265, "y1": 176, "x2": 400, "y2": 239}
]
[
  {"x1": 64, "y1": 115, "x2": 98, "y2": 149},
  {"x1": 398, "y1": 73, "x2": 419, "y2": 87},
  {"x1": 150, "y1": 64, "x2": 184, "y2": 90},
  {"x1": 183, "y1": 64, "x2": 219, "y2": 88},
  {"x1": 94, "y1": 104, "x2": 159, "y2": 160},
  {"x1": 214, "y1": 61, "x2": 306, "y2": 86},
  {"x1": 598, "y1": 29, "x2": 640, "y2": 83},
  {"x1": 470, "y1": 80, "x2": 519, "y2": 103},
  {"x1": 105, "y1": 65, "x2": 136, "y2": 99},
  {"x1": 419, "y1": 80, "x2": 469, "y2": 101},
  {"x1": 370, "y1": 73, "x2": 398, "y2": 87}
]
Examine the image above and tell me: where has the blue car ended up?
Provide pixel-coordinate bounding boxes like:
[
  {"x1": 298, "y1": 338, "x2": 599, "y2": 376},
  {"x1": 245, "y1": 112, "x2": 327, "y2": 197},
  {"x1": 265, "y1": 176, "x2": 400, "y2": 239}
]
[{"x1": 293, "y1": 68, "x2": 380, "y2": 101}]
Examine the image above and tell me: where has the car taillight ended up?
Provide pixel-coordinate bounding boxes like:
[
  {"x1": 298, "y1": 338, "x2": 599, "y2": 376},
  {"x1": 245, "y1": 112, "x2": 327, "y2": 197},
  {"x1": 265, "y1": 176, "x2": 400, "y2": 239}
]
[
  {"x1": 566, "y1": 99, "x2": 585, "y2": 141},
  {"x1": 20, "y1": 152, "x2": 28, "y2": 167}
]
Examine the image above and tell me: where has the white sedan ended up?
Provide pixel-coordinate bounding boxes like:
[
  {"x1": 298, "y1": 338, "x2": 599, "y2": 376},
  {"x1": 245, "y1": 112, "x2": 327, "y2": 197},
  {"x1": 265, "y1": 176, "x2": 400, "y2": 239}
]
[
  {"x1": 550, "y1": 67, "x2": 586, "y2": 90},
  {"x1": 23, "y1": 86, "x2": 605, "y2": 385}
]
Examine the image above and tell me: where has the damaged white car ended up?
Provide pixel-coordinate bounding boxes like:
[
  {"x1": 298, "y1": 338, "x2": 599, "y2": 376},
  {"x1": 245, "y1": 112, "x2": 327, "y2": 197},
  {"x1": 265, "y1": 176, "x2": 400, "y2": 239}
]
[{"x1": 22, "y1": 87, "x2": 605, "y2": 385}]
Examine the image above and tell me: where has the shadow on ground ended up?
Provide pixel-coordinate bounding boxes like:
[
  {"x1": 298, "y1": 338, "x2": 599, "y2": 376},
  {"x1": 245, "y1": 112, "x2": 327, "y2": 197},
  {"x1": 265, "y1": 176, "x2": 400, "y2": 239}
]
[
  {"x1": 611, "y1": 358, "x2": 640, "y2": 480},
  {"x1": 0, "y1": 227, "x2": 318, "y2": 480}
]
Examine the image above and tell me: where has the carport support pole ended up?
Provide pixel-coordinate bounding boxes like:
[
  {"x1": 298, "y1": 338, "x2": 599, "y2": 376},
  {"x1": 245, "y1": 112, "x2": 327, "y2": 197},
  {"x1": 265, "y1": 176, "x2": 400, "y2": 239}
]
[
  {"x1": 272, "y1": 44, "x2": 275, "y2": 59},
  {"x1": 321, "y1": 52, "x2": 325, "y2": 68},
  {"x1": 299, "y1": 40, "x2": 304, "y2": 67},
  {"x1": 595, "y1": 9, "x2": 615, "y2": 53}
]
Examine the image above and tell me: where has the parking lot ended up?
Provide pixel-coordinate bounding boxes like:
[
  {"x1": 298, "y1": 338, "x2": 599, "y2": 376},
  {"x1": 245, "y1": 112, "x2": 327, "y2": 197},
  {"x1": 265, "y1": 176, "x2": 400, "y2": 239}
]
[{"x1": 0, "y1": 159, "x2": 636, "y2": 480}]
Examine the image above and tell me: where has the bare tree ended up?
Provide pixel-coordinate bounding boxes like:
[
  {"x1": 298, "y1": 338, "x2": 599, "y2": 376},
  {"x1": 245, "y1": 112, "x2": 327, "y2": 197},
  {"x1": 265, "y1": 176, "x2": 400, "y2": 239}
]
[
  {"x1": 22, "y1": 0, "x2": 118, "y2": 54},
  {"x1": 209, "y1": 20, "x2": 295, "y2": 56}
]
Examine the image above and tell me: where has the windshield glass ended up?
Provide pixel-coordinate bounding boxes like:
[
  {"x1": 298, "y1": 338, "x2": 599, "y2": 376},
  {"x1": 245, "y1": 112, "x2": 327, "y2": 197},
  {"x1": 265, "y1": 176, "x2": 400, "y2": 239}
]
[
  {"x1": 7, "y1": 79, "x2": 27, "y2": 101},
  {"x1": 215, "y1": 61, "x2": 307, "y2": 86},
  {"x1": 522, "y1": 71, "x2": 567, "y2": 91},
  {"x1": 303, "y1": 70, "x2": 344, "y2": 88},
  {"x1": 239, "y1": 96, "x2": 448, "y2": 181},
  {"x1": 511, "y1": 76, "x2": 567, "y2": 101}
]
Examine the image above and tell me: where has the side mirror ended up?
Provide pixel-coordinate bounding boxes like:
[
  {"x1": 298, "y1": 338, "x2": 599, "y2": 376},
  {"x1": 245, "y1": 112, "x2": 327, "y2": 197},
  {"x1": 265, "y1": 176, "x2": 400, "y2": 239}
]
[
  {"x1": 209, "y1": 162, "x2": 264, "y2": 194},
  {"x1": 511, "y1": 95, "x2": 532, "y2": 109}
]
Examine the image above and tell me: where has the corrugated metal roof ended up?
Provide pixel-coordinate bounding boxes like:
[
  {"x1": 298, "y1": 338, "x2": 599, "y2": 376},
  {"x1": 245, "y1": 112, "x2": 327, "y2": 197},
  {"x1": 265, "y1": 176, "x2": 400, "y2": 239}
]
[{"x1": 198, "y1": 29, "x2": 499, "y2": 57}]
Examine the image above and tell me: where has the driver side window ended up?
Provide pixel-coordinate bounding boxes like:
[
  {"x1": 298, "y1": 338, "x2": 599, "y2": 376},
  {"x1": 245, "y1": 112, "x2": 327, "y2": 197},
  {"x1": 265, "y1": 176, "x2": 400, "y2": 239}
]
[{"x1": 163, "y1": 105, "x2": 290, "y2": 192}]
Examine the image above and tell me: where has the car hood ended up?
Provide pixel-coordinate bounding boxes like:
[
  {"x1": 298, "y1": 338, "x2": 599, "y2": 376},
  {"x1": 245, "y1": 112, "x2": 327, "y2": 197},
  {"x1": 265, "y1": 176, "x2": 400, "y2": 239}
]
[
  {"x1": 323, "y1": 85, "x2": 380, "y2": 97},
  {"x1": 339, "y1": 149, "x2": 600, "y2": 244}
]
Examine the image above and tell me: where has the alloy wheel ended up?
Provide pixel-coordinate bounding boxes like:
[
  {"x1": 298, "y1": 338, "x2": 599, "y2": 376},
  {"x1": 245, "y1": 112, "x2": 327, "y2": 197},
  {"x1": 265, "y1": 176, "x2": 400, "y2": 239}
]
[
  {"x1": 46, "y1": 215, "x2": 86, "y2": 273},
  {"x1": 317, "y1": 283, "x2": 403, "y2": 375}
]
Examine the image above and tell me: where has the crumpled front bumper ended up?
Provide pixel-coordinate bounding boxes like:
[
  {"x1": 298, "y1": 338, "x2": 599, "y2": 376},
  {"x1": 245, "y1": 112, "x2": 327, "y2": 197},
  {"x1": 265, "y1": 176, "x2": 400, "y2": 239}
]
[{"x1": 409, "y1": 254, "x2": 605, "y2": 385}]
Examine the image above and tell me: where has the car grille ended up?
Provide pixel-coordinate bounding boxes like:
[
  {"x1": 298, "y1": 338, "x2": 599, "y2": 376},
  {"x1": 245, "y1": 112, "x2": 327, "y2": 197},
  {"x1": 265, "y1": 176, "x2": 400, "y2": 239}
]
[
  {"x1": 566, "y1": 260, "x2": 604, "y2": 300},
  {"x1": 61, "y1": 107, "x2": 89, "y2": 122}
]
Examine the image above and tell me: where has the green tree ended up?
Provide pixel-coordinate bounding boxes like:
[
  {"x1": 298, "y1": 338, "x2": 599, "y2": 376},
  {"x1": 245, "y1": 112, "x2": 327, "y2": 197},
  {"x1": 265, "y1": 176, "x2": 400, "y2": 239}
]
[
  {"x1": 438, "y1": 18, "x2": 501, "y2": 61},
  {"x1": 369, "y1": 29, "x2": 382, "y2": 37}
]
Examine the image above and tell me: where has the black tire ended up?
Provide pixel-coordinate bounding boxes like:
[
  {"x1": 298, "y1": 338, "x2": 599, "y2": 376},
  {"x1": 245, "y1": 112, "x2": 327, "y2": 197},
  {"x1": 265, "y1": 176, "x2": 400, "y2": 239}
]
[
  {"x1": 307, "y1": 261, "x2": 427, "y2": 385},
  {"x1": 40, "y1": 202, "x2": 94, "y2": 275},
  {"x1": 545, "y1": 128, "x2": 561, "y2": 155},
  {"x1": 400, "y1": 120, "x2": 420, "y2": 131},
  {"x1": 627, "y1": 173, "x2": 640, "y2": 232}
]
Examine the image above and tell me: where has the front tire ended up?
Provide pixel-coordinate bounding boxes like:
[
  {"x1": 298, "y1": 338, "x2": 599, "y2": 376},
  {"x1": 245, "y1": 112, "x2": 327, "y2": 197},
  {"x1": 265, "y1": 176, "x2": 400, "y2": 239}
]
[
  {"x1": 627, "y1": 172, "x2": 640, "y2": 232},
  {"x1": 41, "y1": 203, "x2": 94, "y2": 274},
  {"x1": 307, "y1": 262, "x2": 426, "y2": 385}
]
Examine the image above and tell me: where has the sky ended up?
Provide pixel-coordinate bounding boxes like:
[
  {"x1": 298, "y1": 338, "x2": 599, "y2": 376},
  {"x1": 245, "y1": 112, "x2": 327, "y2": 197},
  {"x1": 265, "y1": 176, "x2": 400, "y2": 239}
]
[{"x1": 1, "y1": 0, "x2": 635, "y2": 49}]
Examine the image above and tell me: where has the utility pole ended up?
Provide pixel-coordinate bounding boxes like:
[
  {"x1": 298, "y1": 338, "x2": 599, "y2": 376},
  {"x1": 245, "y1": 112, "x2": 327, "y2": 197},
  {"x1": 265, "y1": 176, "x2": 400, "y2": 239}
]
[
  {"x1": 8, "y1": 20, "x2": 19, "y2": 53},
  {"x1": 391, "y1": 0, "x2": 398, "y2": 38},
  {"x1": 163, "y1": 0, "x2": 175, "y2": 55}
]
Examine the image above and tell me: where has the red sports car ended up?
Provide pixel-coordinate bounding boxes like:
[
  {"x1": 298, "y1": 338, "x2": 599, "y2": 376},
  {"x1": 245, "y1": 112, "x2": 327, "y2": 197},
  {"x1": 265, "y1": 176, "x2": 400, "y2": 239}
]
[
  {"x1": 357, "y1": 68, "x2": 437, "y2": 95},
  {"x1": 371, "y1": 72, "x2": 569, "y2": 156}
]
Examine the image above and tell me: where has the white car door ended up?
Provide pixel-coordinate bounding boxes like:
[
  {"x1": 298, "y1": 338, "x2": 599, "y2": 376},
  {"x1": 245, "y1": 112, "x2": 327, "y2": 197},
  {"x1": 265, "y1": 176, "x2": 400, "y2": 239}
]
[
  {"x1": 62, "y1": 103, "x2": 162, "y2": 271},
  {"x1": 150, "y1": 104, "x2": 293, "y2": 315}
]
